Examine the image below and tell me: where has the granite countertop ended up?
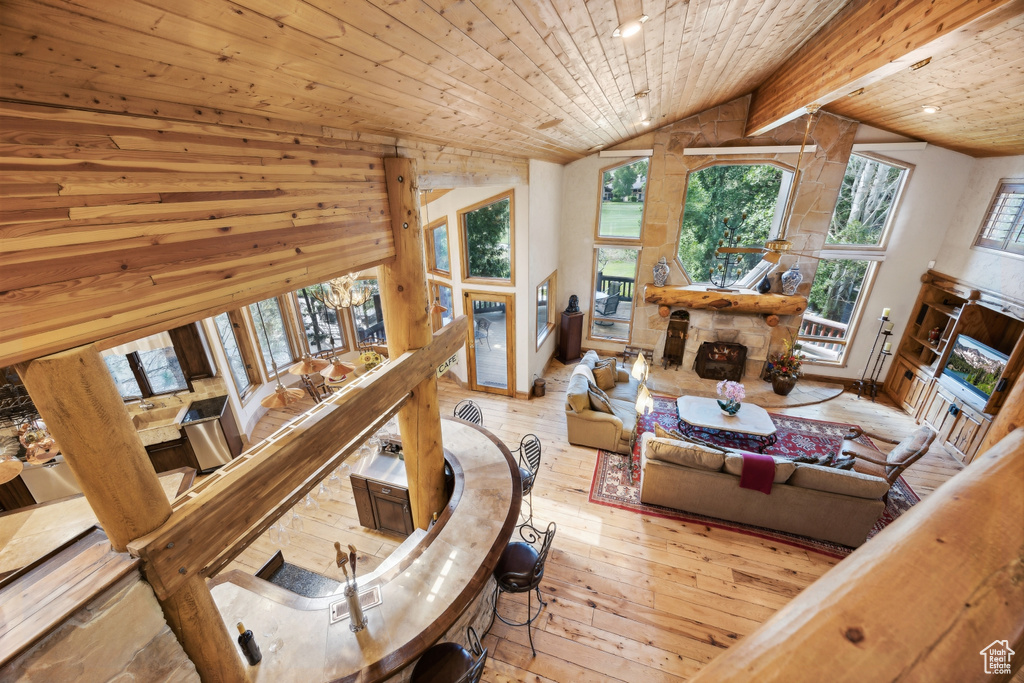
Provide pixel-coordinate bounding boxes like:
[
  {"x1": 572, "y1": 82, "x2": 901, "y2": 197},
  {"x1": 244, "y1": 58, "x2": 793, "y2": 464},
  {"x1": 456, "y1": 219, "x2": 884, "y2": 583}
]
[
  {"x1": 211, "y1": 418, "x2": 518, "y2": 682},
  {"x1": 181, "y1": 396, "x2": 228, "y2": 426}
]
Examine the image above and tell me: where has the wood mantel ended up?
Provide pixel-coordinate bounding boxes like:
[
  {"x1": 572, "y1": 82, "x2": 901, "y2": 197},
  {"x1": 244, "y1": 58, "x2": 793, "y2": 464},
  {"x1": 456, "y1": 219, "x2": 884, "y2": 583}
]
[{"x1": 644, "y1": 285, "x2": 807, "y2": 315}]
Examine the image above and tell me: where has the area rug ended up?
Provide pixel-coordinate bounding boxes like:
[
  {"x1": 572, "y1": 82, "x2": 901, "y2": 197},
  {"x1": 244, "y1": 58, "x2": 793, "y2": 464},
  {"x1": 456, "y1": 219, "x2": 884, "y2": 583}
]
[{"x1": 589, "y1": 395, "x2": 920, "y2": 558}]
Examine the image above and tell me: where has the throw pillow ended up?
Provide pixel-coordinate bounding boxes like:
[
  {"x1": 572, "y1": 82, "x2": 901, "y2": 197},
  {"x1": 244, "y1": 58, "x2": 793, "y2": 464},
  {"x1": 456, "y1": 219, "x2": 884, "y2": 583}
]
[
  {"x1": 565, "y1": 373, "x2": 591, "y2": 413},
  {"x1": 592, "y1": 362, "x2": 616, "y2": 391},
  {"x1": 723, "y1": 453, "x2": 797, "y2": 483},
  {"x1": 587, "y1": 381, "x2": 614, "y2": 414},
  {"x1": 581, "y1": 350, "x2": 600, "y2": 370},
  {"x1": 645, "y1": 436, "x2": 726, "y2": 471},
  {"x1": 788, "y1": 464, "x2": 890, "y2": 499}
]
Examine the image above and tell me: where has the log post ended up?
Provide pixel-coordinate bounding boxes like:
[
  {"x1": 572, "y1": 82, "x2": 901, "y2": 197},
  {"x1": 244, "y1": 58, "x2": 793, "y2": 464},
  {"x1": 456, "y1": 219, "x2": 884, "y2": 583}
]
[
  {"x1": 379, "y1": 157, "x2": 447, "y2": 529},
  {"x1": 17, "y1": 345, "x2": 248, "y2": 683}
]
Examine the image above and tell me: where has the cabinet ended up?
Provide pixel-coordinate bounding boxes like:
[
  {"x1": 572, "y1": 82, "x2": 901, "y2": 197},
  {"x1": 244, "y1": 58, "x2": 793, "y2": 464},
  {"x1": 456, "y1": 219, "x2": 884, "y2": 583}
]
[
  {"x1": 145, "y1": 431, "x2": 199, "y2": 473},
  {"x1": 885, "y1": 271, "x2": 1024, "y2": 465},
  {"x1": 349, "y1": 452, "x2": 414, "y2": 537},
  {"x1": 558, "y1": 312, "x2": 583, "y2": 364}
]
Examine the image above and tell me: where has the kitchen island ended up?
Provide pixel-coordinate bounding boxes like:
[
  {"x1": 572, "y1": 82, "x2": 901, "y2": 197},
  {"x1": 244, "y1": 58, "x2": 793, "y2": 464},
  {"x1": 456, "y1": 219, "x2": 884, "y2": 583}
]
[{"x1": 209, "y1": 418, "x2": 520, "y2": 681}]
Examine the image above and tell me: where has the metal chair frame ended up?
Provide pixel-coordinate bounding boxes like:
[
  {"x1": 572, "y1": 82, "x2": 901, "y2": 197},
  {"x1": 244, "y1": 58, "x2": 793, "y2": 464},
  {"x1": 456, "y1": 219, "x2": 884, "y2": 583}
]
[
  {"x1": 454, "y1": 399, "x2": 484, "y2": 426},
  {"x1": 473, "y1": 317, "x2": 491, "y2": 351},
  {"x1": 514, "y1": 434, "x2": 542, "y2": 525},
  {"x1": 410, "y1": 626, "x2": 487, "y2": 683},
  {"x1": 483, "y1": 521, "x2": 556, "y2": 656}
]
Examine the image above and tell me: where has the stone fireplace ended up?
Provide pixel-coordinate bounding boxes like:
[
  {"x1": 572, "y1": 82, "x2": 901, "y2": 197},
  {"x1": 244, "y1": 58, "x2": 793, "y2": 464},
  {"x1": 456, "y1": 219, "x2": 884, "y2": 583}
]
[{"x1": 672, "y1": 308, "x2": 773, "y2": 379}]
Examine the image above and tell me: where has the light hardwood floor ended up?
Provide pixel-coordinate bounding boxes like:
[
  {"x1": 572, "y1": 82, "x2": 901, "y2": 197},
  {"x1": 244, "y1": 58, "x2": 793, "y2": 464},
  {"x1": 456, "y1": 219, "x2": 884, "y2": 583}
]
[{"x1": 232, "y1": 359, "x2": 965, "y2": 681}]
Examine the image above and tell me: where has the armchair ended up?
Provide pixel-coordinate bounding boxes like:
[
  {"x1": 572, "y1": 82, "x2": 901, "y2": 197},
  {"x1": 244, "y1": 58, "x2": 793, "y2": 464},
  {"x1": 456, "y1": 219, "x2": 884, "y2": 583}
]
[{"x1": 840, "y1": 425, "x2": 937, "y2": 487}]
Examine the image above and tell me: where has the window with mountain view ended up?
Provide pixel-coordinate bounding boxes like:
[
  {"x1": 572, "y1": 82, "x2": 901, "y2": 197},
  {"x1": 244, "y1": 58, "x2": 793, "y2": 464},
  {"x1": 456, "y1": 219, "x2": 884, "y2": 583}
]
[
  {"x1": 676, "y1": 164, "x2": 791, "y2": 284},
  {"x1": 597, "y1": 158, "x2": 648, "y2": 239}
]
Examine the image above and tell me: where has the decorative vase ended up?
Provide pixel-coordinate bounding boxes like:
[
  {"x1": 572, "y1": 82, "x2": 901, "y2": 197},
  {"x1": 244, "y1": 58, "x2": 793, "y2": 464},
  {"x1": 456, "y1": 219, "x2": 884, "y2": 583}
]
[
  {"x1": 653, "y1": 257, "x2": 669, "y2": 287},
  {"x1": 756, "y1": 272, "x2": 772, "y2": 294},
  {"x1": 771, "y1": 375, "x2": 798, "y2": 396},
  {"x1": 781, "y1": 264, "x2": 803, "y2": 296},
  {"x1": 717, "y1": 399, "x2": 741, "y2": 416}
]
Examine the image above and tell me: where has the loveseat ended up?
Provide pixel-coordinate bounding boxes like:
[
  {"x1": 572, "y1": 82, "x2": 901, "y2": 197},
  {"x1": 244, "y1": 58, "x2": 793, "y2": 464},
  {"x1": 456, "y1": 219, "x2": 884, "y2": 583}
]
[
  {"x1": 639, "y1": 431, "x2": 889, "y2": 546},
  {"x1": 564, "y1": 351, "x2": 640, "y2": 454}
]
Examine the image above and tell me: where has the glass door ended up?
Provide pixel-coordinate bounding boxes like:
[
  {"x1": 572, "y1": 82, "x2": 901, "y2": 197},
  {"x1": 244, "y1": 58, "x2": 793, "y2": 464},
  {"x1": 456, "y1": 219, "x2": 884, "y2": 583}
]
[{"x1": 464, "y1": 291, "x2": 515, "y2": 396}]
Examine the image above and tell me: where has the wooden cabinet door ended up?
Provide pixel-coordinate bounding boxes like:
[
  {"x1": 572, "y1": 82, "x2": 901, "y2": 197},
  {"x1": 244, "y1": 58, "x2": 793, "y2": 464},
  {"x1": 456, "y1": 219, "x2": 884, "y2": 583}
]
[
  {"x1": 946, "y1": 408, "x2": 989, "y2": 465},
  {"x1": 891, "y1": 359, "x2": 929, "y2": 415},
  {"x1": 920, "y1": 384, "x2": 956, "y2": 439},
  {"x1": 145, "y1": 434, "x2": 198, "y2": 473},
  {"x1": 370, "y1": 492, "x2": 413, "y2": 536}
]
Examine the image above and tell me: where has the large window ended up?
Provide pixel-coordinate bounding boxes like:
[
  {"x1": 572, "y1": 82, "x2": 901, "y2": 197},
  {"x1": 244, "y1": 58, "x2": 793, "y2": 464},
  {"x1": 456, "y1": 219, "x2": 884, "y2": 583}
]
[
  {"x1": 827, "y1": 154, "x2": 908, "y2": 247},
  {"x1": 425, "y1": 217, "x2": 451, "y2": 276},
  {"x1": 974, "y1": 181, "x2": 1024, "y2": 256},
  {"x1": 294, "y1": 283, "x2": 348, "y2": 354},
  {"x1": 536, "y1": 272, "x2": 556, "y2": 348},
  {"x1": 351, "y1": 278, "x2": 386, "y2": 344},
  {"x1": 249, "y1": 298, "x2": 295, "y2": 375},
  {"x1": 102, "y1": 333, "x2": 188, "y2": 399},
  {"x1": 591, "y1": 247, "x2": 638, "y2": 341},
  {"x1": 214, "y1": 312, "x2": 254, "y2": 394},
  {"x1": 676, "y1": 164, "x2": 792, "y2": 284},
  {"x1": 459, "y1": 190, "x2": 514, "y2": 284},
  {"x1": 799, "y1": 259, "x2": 878, "y2": 363},
  {"x1": 597, "y1": 159, "x2": 648, "y2": 239}
]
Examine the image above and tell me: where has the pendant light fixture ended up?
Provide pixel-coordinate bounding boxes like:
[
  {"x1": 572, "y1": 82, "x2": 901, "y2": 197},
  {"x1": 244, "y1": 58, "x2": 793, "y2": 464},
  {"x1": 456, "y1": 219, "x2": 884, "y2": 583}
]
[
  {"x1": 255, "y1": 300, "x2": 305, "y2": 409},
  {"x1": 429, "y1": 296, "x2": 448, "y2": 315},
  {"x1": 289, "y1": 353, "x2": 330, "y2": 375},
  {"x1": 310, "y1": 274, "x2": 370, "y2": 310},
  {"x1": 321, "y1": 357, "x2": 357, "y2": 380}
]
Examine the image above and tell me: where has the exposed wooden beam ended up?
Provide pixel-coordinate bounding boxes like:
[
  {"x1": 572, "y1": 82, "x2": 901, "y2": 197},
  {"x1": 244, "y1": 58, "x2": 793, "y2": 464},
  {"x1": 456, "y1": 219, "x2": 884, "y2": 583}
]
[
  {"x1": 745, "y1": 0, "x2": 1020, "y2": 137},
  {"x1": 380, "y1": 157, "x2": 448, "y2": 529},
  {"x1": 644, "y1": 286, "x2": 808, "y2": 315},
  {"x1": 690, "y1": 428, "x2": 1024, "y2": 682},
  {"x1": 128, "y1": 319, "x2": 468, "y2": 600}
]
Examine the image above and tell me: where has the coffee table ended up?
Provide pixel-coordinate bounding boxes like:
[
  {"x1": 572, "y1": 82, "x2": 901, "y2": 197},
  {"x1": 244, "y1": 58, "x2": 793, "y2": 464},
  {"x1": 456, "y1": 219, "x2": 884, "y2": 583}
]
[{"x1": 676, "y1": 396, "x2": 778, "y2": 453}]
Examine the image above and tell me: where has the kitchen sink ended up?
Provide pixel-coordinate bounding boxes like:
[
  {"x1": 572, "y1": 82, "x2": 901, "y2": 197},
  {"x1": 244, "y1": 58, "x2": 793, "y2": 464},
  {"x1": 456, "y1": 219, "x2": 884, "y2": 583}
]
[{"x1": 131, "y1": 405, "x2": 188, "y2": 430}]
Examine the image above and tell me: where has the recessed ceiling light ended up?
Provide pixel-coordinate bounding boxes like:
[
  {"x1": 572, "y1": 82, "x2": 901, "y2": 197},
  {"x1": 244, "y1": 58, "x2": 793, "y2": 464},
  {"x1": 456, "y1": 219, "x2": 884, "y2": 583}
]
[
  {"x1": 613, "y1": 15, "x2": 649, "y2": 38},
  {"x1": 921, "y1": 105, "x2": 941, "y2": 114},
  {"x1": 640, "y1": 118, "x2": 652, "y2": 127},
  {"x1": 910, "y1": 57, "x2": 932, "y2": 71}
]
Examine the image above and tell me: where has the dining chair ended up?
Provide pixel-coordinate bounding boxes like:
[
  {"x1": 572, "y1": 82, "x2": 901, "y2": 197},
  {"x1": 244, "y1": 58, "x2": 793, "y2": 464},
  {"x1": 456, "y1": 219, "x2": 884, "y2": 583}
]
[
  {"x1": 454, "y1": 399, "x2": 484, "y2": 426},
  {"x1": 410, "y1": 626, "x2": 487, "y2": 683},
  {"x1": 514, "y1": 434, "x2": 542, "y2": 525}
]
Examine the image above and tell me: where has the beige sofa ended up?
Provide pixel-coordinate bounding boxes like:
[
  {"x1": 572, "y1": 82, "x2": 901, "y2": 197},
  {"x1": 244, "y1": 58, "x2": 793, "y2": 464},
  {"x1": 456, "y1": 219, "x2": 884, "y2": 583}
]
[
  {"x1": 564, "y1": 351, "x2": 640, "y2": 455},
  {"x1": 639, "y1": 432, "x2": 888, "y2": 547}
]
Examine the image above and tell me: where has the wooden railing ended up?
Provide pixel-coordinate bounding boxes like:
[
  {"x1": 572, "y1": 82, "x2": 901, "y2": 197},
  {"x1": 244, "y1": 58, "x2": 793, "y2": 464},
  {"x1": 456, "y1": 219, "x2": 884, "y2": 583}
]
[
  {"x1": 798, "y1": 313, "x2": 847, "y2": 351},
  {"x1": 596, "y1": 273, "x2": 635, "y2": 299},
  {"x1": 690, "y1": 427, "x2": 1024, "y2": 682}
]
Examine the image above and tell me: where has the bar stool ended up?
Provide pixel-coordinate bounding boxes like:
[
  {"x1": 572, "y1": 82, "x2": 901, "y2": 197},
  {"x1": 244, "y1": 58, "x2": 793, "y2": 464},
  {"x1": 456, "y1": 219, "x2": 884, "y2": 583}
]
[
  {"x1": 513, "y1": 434, "x2": 542, "y2": 525},
  {"x1": 410, "y1": 626, "x2": 486, "y2": 683},
  {"x1": 484, "y1": 521, "x2": 556, "y2": 656},
  {"x1": 453, "y1": 399, "x2": 484, "y2": 426}
]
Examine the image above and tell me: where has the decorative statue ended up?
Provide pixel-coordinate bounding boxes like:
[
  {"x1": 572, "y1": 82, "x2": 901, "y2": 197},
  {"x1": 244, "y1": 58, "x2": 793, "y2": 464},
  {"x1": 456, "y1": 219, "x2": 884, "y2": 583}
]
[
  {"x1": 652, "y1": 257, "x2": 670, "y2": 287},
  {"x1": 565, "y1": 295, "x2": 579, "y2": 313},
  {"x1": 781, "y1": 263, "x2": 803, "y2": 296}
]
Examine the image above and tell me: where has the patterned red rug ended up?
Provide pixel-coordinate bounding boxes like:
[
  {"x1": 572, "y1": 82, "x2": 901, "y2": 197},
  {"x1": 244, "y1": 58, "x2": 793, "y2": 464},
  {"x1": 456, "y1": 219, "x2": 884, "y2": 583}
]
[{"x1": 589, "y1": 395, "x2": 920, "y2": 558}]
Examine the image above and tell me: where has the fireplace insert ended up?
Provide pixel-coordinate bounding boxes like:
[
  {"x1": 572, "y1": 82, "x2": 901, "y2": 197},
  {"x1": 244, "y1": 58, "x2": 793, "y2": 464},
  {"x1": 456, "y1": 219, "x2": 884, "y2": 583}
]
[{"x1": 694, "y1": 341, "x2": 746, "y2": 381}]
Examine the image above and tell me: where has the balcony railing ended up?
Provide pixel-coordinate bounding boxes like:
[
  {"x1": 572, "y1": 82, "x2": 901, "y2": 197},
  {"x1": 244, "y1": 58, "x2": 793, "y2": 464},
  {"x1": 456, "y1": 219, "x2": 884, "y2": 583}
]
[
  {"x1": 596, "y1": 273, "x2": 635, "y2": 299},
  {"x1": 798, "y1": 313, "x2": 848, "y2": 352}
]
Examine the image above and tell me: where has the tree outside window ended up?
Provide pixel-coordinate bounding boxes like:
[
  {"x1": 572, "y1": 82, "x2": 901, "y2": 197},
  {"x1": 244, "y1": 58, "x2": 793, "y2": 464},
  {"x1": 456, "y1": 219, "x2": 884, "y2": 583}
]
[
  {"x1": 102, "y1": 333, "x2": 188, "y2": 399},
  {"x1": 426, "y1": 218, "x2": 451, "y2": 276},
  {"x1": 295, "y1": 283, "x2": 347, "y2": 354},
  {"x1": 214, "y1": 313, "x2": 252, "y2": 393},
  {"x1": 351, "y1": 278, "x2": 386, "y2": 344},
  {"x1": 827, "y1": 154, "x2": 908, "y2": 246},
  {"x1": 800, "y1": 259, "x2": 876, "y2": 363},
  {"x1": 598, "y1": 159, "x2": 649, "y2": 239},
  {"x1": 460, "y1": 191, "x2": 513, "y2": 282},
  {"x1": 676, "y1": 164, "x2": 788, "y2": 284},
  {"x1": 249, "y1": 298, "x2": 294, "y2": 374}
]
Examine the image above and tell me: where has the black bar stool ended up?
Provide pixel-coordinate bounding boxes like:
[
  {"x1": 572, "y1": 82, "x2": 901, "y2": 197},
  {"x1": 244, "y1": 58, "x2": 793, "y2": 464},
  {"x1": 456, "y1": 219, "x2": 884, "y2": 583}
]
[
  {"x1": 410, "y1": 626, "x2": 486, "y2": 683},
  {"x1": 483, "y1": 521, "x2": 556, "y2": 656},
  {"x1": 513, "y1": 434, "x2": 542, "y2": 525}
]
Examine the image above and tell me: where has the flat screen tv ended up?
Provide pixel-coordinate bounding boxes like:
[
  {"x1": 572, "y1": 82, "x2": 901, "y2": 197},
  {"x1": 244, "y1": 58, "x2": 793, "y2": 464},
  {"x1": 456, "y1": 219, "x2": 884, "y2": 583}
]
[{"x1": 942, "y1": 335, "x2": 1008, "y2": 403}]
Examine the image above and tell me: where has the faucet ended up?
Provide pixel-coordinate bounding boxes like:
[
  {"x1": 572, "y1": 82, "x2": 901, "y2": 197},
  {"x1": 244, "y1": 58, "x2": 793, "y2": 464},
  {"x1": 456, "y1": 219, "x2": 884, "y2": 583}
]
[{"x1": 138, "y1": 399, "x2": 156, "y2": 411}]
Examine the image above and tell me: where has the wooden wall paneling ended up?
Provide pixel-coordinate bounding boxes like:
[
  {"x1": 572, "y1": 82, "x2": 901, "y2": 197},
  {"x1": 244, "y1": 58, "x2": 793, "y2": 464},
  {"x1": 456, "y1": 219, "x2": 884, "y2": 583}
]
[
  {"x1": 746, "y1": 0, "x2": 1018, "y2": 136},
  {"x1": 0, "y1": 108, "x2": 396, "y2": 367}
]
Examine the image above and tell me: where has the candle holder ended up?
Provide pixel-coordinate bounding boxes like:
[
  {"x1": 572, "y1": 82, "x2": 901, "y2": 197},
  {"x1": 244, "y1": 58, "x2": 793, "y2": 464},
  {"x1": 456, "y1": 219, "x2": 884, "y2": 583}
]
[{"x1": 854, "y1": 316, "x2": 893, "y2": 401}]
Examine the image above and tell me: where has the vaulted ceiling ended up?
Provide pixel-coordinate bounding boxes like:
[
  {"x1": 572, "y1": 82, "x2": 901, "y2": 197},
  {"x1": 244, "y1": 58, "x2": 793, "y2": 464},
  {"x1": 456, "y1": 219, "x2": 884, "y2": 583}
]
[{"x1": 1, "y1": 0, "x2": 1022, "y2": 163}]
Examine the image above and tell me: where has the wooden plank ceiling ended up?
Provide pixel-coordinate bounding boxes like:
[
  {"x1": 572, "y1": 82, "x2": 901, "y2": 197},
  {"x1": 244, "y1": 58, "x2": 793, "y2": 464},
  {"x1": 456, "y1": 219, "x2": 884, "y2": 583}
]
[
  {"x1": 825, "y1": 7, "x2": 1024, "y2": 157},
  {"x1": 0, "y1": 0, "x2": 1020, "y2": 164}
]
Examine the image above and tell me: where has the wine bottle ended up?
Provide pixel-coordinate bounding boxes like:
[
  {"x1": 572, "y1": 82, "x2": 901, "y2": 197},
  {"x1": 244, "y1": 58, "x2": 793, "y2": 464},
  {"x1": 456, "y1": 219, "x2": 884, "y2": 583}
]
[{"x1": 236, "y1": 622, "x2": 262, "y2": 665}]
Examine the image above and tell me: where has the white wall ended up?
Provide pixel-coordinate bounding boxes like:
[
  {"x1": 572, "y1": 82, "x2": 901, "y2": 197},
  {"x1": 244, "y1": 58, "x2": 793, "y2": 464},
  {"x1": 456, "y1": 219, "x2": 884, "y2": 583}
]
[
  {"x1": 933, "y1": 155, "x2": 1024, "y2": 301},
  {"x1": 527, "y1": 160, "x2": 564, "y2": 384}
]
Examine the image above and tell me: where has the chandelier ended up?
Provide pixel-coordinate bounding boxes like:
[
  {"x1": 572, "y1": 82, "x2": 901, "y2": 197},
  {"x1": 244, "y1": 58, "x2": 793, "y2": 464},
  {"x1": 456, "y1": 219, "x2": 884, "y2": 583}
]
[{"x1": 310, "y1": 275, "x2": 370, "y2": 309}]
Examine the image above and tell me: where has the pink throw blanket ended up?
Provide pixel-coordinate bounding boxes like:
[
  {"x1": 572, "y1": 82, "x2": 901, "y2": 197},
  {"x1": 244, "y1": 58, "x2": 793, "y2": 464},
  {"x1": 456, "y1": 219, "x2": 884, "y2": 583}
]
[{"x1": 740, "y1": 452, "x2": 776, "y2": 495}]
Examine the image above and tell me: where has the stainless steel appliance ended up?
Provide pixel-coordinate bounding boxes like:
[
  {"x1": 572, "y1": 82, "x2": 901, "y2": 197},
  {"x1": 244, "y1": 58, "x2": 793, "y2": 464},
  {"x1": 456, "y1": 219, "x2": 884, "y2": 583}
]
[
  {"x1": 182, "y1": 396, "x2": 234, "y2": 472},
  {"x1": 19, "y1": 456, "x2": 82, "y2": 503}
]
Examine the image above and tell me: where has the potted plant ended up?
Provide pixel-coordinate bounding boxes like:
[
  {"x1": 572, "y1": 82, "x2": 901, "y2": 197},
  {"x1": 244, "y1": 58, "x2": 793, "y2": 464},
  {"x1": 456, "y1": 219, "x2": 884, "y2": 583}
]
[
  {"x1": 766, "y1": 339, "x2": 805, "y2": 396},
  {"x1": 716, "y1": 380, "x2": 745, "y2": 415}
]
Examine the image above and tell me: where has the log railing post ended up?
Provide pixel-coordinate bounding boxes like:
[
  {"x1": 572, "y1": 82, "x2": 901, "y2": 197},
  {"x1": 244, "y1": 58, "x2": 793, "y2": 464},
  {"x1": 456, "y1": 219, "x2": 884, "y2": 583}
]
[
  {"x1": 379, "y1": 156, "x2": 448, "y2": 529},
  {"x1": 18, "y1": 345, "x2": 248, "y2": 683}
]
